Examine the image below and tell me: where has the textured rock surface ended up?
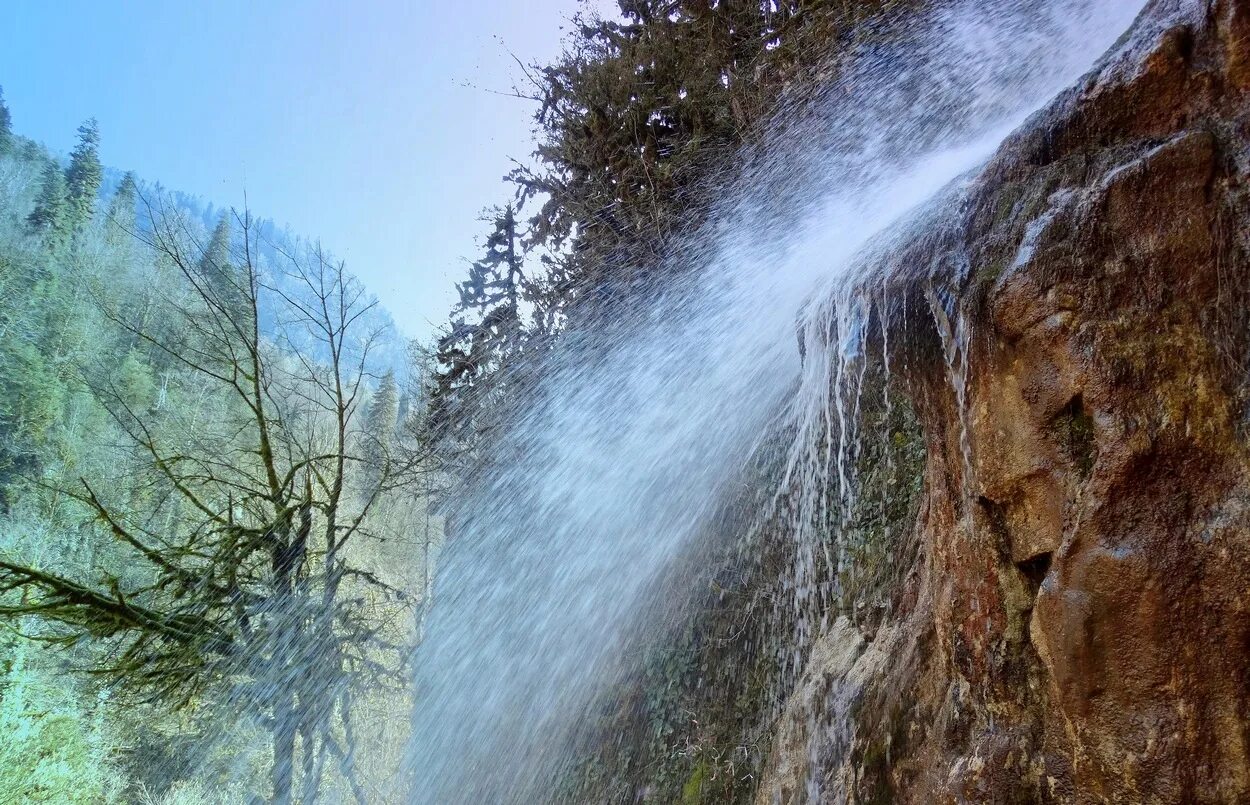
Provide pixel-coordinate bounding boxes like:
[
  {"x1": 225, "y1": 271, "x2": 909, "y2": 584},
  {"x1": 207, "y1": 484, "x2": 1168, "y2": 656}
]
[
  {"x1": 763, "y1": 0, "x2": 1250, "y2": 801},
  {"x1": 569, "y1": 2, "x2": 1250, "y2": 801}
]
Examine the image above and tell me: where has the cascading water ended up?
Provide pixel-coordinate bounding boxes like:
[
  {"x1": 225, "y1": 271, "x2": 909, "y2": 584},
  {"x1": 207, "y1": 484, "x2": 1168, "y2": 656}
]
[{"x1": 405, "y1": 2, "x2": 1146, "y2": 801}]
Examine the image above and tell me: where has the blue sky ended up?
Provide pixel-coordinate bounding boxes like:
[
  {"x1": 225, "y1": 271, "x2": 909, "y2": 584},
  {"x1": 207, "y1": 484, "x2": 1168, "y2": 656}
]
[{"x1": 2, "y1": 0, "x2": 598, "y2": 337}]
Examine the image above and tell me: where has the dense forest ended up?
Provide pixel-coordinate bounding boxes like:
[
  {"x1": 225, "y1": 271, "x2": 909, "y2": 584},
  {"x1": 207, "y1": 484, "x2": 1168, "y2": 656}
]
[{"x1": 0, "y1": 90, "x2": 434, "y2": 802}]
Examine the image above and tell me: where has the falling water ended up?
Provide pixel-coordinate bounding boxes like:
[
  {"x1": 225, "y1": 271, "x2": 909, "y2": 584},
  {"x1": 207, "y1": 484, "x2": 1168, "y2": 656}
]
[{"x1": 405, "y1": 2, "x2": 1145, "y2": 801}]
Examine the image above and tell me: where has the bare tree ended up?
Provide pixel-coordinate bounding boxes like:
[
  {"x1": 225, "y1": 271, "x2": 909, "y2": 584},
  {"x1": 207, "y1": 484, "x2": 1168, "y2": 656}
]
[{"x1": 0, "y1": 197, "x2": 430, "y2": 803}]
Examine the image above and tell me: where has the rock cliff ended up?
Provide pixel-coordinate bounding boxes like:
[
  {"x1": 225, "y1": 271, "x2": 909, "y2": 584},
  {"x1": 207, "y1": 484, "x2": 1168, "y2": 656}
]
[
  {"x1": 761, "y1": 0, "x2": 1250, "y2": 801},
  {"x1": 562, "y1": 1, "x2": 1250, "y2": 802}
]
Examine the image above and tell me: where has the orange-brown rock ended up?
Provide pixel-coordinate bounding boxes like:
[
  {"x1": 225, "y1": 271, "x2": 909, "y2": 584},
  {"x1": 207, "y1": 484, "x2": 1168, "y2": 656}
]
[{"x1": 764, "y1": 0, "x2": 1250, "y2": 801}]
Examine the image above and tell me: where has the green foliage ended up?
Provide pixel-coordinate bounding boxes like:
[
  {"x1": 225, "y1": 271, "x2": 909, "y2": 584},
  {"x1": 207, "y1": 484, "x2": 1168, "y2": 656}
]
[
  {"x1": 0, "y1": 640, "x2": 124, "y2": 804},
  {"x1": 105, "y1": 171, "x2": 138, "y2": 246},
  {"x1": 0, "y1": 247, "x2": 73, "y2": 503},
  {"x1": 366, "y1": 370, "x2": 400, "y2": 440},
  {"x1": 64, "y1": 118, "x2": 102, "y2": 233},
  {"x1": 433, "y1": 1, "x2": 927, "y2": 454},
  {"x1": 0, "y1": 331, "x2": 66, "y2": 464},
  {"x1": 111, "y1": 349, "x2": 157, "y2": 410},
  {"x1": 0, "y1": 95, "x2": 427, "y2": 804},
  {"x1": 202, "y1": 211, "x2": 230, "y2": 268},
  {"x1": 0, "y1": 86, "x2": 12, "y2": 154},
  {"x1": 512, "y1": 0, "x2": 921, "y2": 319},
  {"x1": 26, "y1": 162, "x2": 69, "y2": 248},
  {"x1": 431, "y1": 203, "x2": 528, "y2": 442},
  {"x1": 197, "y1": 212, "x2": 236, "y2": 300}
]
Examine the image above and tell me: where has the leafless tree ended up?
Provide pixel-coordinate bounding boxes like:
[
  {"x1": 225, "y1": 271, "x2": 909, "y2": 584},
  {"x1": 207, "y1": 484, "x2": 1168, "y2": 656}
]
[{"x1": 0, "y1": 196, "x2": 431, "y2": 803}]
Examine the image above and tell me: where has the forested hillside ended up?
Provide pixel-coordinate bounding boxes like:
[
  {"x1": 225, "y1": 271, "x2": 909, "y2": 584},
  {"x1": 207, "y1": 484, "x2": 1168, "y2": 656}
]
[{"x1": 0, "y1": 89, "x2": 437, "y2": 803}]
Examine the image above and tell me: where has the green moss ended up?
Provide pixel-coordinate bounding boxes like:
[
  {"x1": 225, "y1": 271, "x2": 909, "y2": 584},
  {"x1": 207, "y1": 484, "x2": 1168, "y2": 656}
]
[
  {"x1": 973, "y1": 254, "x2": 1011, "y2": 290},
  {"x1": 1051, "y1": 395, "x2": 1096, "y2": 479},
  {"x1": 847, "y1": 695, "x2": 916, "y2": 805},
  {"x1": 990, "y1": 181, "x2": 1025, "y2": 225},
  {"x1": 857, "y1": 736, "x2": 893, "y2": 805},
  {"x1": 681, "y1": 759, "x2": 709, "y2": 804},
  {"x1": 837, "y1": 375, "x2": 926, "y2": 627}
]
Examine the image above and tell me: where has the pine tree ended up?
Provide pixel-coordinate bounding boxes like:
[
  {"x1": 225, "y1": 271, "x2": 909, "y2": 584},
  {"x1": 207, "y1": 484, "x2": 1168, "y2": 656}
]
[
  {"x1": 198, "y1": 211, "x2": 248, "y2": 314},
  {"x1": 201, "y1": 212, "x2": 231, "y2": 273},
  {"x1": 361, "y1": 370, "x2": 400, "y2": 499},
  {"x1": 105, "y1": 171, "x2": 138, "y2": 245},
  {"x1": 431, "y1": 204, "x2": 526, "y2": 438},
  {"x1": 366, "y1": 371, "x2": 399, "y2": 445},
  {"x1": 64, "y1": 118, "x2": 102, "y2": 233},
  {"x1": 398, "y1": 338, "x2": 432, "y2": 431},
  {"x1": 0, "y1": 86, "x2": 12, "y2": 154},
  {"x1": 200, "y1": 211, "x2": 230, "y2": 275},
  {"x1": 26, "y1": 162, "x2": 68, "y2": 248}
]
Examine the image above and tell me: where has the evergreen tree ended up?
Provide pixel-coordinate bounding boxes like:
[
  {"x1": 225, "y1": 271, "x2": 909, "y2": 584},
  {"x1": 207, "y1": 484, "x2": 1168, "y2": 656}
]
[
  {"x1": 64, "y1": 118, "x2": 102, "y2": 233},
  {"x1": 398, "y1": 339, "x2": 432, "y2": 431},
  {"x1": 0, "y1": 86, "x2": 12, "y2": 154},
  {"x1": 26, "y1": 162, "x2": 68, "y2": 247},
  {"x1": 512, "y1": 0, "x2": 909, "y2": 323},
  {"x1": 105, "y1": 171, "x2": 138, "y2": 245},
  {"x1": 192, "y1": 211, "x2": 251, "y2": 320},
  {"x1": 202, "y1": 211, "x2": 231, "y2": 272},
  {"x1": 0, "y1": 211, "x2": 425, "y2": 805},
  {"x1": 0, "y1": 115, "x2": 427, "y2": 799},
  {"x1": 366, "y1": 371, "x2": 399, "y2": 447},
  {"x1": 361, "y1": 371, "x2": 399, "y2": 499},
  {"x1": 431, "y1": 204, "x2": 526, "y2": 438},
  {"x1": 197, "y1": 211, "x2": 249, "y2": 315}
]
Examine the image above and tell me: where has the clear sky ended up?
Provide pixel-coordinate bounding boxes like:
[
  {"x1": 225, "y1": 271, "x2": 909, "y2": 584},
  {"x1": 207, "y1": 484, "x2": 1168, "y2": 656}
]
[{"x1": 1, "y1": 0, "x2": 598, "y2": 338}]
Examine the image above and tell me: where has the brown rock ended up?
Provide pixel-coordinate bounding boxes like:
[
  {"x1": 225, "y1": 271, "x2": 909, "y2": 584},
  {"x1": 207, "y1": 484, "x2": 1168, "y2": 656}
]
[{"x1": 768, "y1": 0, "x2": 1250, "y2": 801}]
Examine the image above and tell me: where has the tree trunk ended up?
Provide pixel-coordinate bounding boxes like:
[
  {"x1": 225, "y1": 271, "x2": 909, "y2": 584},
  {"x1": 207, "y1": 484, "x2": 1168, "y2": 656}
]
[{"x1": 272, "y1": 683, "x2": 297, "y2": 804}]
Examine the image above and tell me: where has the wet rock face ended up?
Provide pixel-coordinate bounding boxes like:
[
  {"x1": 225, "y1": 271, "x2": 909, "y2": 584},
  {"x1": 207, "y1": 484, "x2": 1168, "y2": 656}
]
[
  {"x1": 988, "y1": 126, "x2": 1248, "y2": 803},
  {"x1": 878, "y1": 0, "x2": 1250, "y2": 801},
  {"x1": 763, "y1": 0, "x2": 1250, "y2": 802}
]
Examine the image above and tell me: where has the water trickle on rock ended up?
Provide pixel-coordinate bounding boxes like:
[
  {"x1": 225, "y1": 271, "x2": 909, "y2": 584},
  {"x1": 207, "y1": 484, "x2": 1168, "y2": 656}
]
[{"x1": 405, "y1": 2, "x2": 1145, "y2": 801}]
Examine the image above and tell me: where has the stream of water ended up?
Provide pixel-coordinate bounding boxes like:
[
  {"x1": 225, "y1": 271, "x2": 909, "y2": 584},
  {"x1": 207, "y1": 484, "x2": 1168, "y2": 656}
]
[{"x1": 404, "y1": 2, "x2": 1146, "y2": 801}]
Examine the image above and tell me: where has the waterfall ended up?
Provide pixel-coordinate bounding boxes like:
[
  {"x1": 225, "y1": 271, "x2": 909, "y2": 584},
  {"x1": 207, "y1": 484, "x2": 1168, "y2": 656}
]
[{"x1": 404, "y1": 1, "x2": 1146, "y2": 801}]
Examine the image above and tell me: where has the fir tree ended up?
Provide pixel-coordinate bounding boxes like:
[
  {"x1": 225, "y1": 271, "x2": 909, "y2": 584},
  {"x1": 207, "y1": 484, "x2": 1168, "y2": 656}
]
[
  {"x1": 366, "y1": 371, "x2": 399, "y2": 446},
  {"x1": 398, "y1": 338, "x2": 432, "y2": 430},
  {"x1": 0, "y1": 86, "x2": 12, "y2": 154},
  {"x1": 200, "y1": 212, "x2": 232, "y2": 281},
  {"x1": 26, "y1": 162, "x2": 68, "y2": 248},
  {"x1": 64, "y1": 118, "x2": 102, "y2": 233},
  {"x1": 105, "y1": 171, "x2": 138, "y2": 245},
  {"x1": 198, "y1": 211, "x2": 247, "y2": 314},
  {"x1": 201, "y1": 211, "x2": 231, "y2": 275},
  {"x1": 361, "y1": 370, "x2": 400, "y2": 498},
  {"x1": 431, "y1": 204, "x2": 526, "y2": 438}
]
